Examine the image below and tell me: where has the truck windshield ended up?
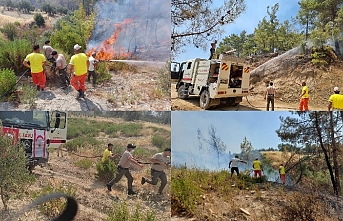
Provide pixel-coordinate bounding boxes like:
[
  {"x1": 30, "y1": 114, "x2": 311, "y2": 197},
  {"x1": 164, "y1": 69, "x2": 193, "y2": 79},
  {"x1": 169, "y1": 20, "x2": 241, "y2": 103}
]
[{"x1": 0, "y1": 111, "x2": 48, "y2": 129}]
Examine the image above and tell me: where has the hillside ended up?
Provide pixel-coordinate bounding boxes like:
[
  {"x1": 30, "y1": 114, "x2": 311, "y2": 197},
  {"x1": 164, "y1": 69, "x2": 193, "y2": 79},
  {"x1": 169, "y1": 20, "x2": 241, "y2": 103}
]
[
  {"x1": 0, "y1": 116, "x2": 171, "y2": 221},
  {"x1": 171, "y1": 167, "x2": 343, "y2": 221}
]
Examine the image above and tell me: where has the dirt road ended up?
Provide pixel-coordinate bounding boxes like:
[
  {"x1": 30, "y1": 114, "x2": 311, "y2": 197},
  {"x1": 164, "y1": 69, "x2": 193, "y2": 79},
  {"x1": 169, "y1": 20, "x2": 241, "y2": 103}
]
[{"x1": 171, "y1": 83, "x2": 326, "y2": 111}]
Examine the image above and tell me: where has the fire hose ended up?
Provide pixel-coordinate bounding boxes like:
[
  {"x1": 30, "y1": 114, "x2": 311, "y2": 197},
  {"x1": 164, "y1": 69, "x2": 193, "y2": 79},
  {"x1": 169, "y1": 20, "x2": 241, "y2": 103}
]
[
  {"x1": 4, "y1": 192, "x2": 77, "y2": 221},
  {"x1": 0, "y1": 69, "x2": 29, "y2": 99}
]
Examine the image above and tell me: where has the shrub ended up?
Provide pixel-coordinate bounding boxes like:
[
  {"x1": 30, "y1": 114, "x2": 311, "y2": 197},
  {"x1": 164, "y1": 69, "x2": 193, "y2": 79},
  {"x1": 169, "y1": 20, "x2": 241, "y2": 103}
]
[
  {"x1": 20, "y1": 84, "x2": 39, "y2": 109},
  {"x1": 283, "y1": 192, "x2": 328, "y2": 221},
  {"x1": 0, "y1": 68, "x2": 17, "y2": 99},
  {"x1": 34, "y1": 13, "x2": 45, "y2": 27},
  {"x1": 96, "y1": 159, "x2": 117, "y2": 181},
  {"x1": 152, "y1": 134, "x2": 169, "y2": 150},
  {"x1": 157, "y1": 62, "x2": 170, "y2": 96},
  {"x1": 66, "y1": 137, "x2": 102, "y2": 152},
  {"x1": 0, "y1": 23, "x2": 17, "y2": 40},
  {"x1": 96, "y1": 62, "x2": 112, "y2": 83},
  {"x1": 106, "y1": 202, "x2": 157, "y2": 221},
  {"x1": 0, "y1": 39, "x2": 32, "y2": 73}
]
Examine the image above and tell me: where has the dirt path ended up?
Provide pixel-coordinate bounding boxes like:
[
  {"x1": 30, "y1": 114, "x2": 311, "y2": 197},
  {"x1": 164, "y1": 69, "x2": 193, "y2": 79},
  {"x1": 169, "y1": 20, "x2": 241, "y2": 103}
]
[
  {"x1": 1, "y1": 63, "x2": 170, "y2": 111},
  {"x1": 171, "y1": 83, "x2": 326, "y2": 111}
]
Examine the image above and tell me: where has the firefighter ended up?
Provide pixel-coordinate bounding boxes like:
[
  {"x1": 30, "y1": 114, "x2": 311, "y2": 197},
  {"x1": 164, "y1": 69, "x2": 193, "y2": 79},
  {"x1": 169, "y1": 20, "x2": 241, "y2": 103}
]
[
  {"x1": 252, "y1": 158, "x2": 263, "y2": 178},
  {"x1": 88, "y1": 52, "x2": 98, "y2": 87},
  {"x1": 43, "y1": 40, "x2": 55, "y2": 62},
  {"x1": 264, "y1": 82, "x2": 276, "y2": 111},
  {"x1": 279, "y1": 164, "x2": 286, "y2": 184},
  {"x1": 228, "y1": 155, "x2": 247, "y2": 177},
  {"x1": 209, "y1": 40, "x2": 217, "y2": 60},
  {"x1": 295, "y1": 80, "x2": 309, "y2": 111},
  {"x1": 106, "y1": 143, "x2": 143, "y2": 195},
  {"x1": 51, "y1": 51, "x2": 70, "y2": 89},
  {"x1": 141, "y1": 148, "x2": 171, "y2": 195},
  {"x1": 328, "y1": 87, "x2": 343, "y2": 111},
  {"x1": 23, "y1": 45, "x2": 46, "y2": 91},
  {"x1": 69, "y1": 44, "x2": 90, "y2": 99},
  {"x1": 102, "y1": 143, "x2": 116, "y2": 163}
]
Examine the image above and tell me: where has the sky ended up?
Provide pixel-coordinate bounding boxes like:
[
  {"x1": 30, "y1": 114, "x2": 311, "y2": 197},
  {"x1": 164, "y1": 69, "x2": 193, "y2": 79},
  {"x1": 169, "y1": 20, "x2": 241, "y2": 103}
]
[
  {"x1": 175, "y1": 0, "x2": 300, "y2": 62},
  {"x1": 171, "y1": 111, "x2": 294, "y2": 170}
]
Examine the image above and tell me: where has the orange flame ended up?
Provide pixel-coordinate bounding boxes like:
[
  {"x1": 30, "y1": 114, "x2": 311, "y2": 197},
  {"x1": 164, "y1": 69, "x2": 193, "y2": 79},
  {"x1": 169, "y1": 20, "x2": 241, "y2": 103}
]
[{"x1": 87, "y1": 18, "x2": 134, "y2": 60}]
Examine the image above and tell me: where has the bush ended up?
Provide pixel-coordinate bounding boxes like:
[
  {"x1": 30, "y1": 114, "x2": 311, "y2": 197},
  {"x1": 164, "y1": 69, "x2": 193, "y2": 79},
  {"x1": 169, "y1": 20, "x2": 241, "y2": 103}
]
[
  {"x1": 34, "y1": 13, "x2": 45, "y2": 27},
  {"x1": 20, "y1": 84, "x2": 39, "y2": 109},
  {"x1": 106, "y1": 202, "x2": 157, "y2": 221},
  {"x1": 283, "y1": 192, "x2": 328, "y2": 221},
  {"x1": 0, "y1": 68, "x2": 17, "y2": 99},
  {"x1": 0, "y1": 22, "x2": 17, "y2": 40},
  {"x1": 152, "y1": 134, "x2": 169, "y2": 150},
  {"x1": 96, "y1": 159, "x2": 117, "y2": 181},
  {"x1": 157, "y1": 62, "x2": 170, "y2": 96},
  {"x1": 0, "y1": 39, "x2": 32, "y2": 73}
]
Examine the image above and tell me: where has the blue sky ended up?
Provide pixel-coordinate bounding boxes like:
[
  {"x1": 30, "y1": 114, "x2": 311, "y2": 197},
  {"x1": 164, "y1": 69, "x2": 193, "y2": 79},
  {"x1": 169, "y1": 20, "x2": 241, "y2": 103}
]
[
  {"x1": 175, "y1": 0, "x2": 300, "y2": 62},
  {"x1": 171, "y1": 111, "x2": 294, "y2": 170}
]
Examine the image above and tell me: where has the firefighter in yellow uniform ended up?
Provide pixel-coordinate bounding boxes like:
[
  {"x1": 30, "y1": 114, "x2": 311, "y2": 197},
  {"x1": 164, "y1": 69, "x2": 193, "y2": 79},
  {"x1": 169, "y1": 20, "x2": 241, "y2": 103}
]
[
  {"x1": 69, "y1": 44, "x2": 89, "y2": 99},
  {"x1": 328, "y1": 87, "x2": 343, "y2": 111},
  {"x1": 279, "y1": 164, "x2": 286, "y2": 184},
  {"x1": 252, "y1": 158, "x2": 263, "y2": 178},
  {"x1": 102, "y1": 143, "x2": 116, "y2": 163}
]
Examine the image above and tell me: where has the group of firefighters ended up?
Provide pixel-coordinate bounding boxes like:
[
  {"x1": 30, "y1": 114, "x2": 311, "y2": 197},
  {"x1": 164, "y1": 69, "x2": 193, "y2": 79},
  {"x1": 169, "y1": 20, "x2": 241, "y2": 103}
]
[
  {"x1": 22, "y1": 40, "x2": 99, "y2": 100},
  {"x1": 102, "y1": 143, "x2": 171, "y2": 195},
  {"x1": 264, "y1": 80, "x2": 343, "y2": 111},
  {"x1": 229, "y1": 155, "x2": 286, "y2": 184}
]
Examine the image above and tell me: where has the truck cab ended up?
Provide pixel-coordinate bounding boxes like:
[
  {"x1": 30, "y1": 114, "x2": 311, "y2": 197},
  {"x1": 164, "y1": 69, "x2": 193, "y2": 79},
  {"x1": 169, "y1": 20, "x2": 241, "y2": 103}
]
[
  {"x1": 0, "y1": 111, "x2": 67, "y2": 170},
  {"x1": 174, "y1": 54, "x2": 250, "y2": 109}
]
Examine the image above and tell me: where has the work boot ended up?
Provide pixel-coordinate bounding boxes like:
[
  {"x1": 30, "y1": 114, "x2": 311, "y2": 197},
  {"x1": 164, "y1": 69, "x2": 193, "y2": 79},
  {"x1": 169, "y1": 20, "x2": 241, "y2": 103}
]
[
  {"x1": 128, "y1": 189, "x2": 137, "y2": 195},
  {"x1": 76, "y1": 89, "x2": 82, "y2": 99},
  {"x1": 80, "y1": 91, "x2": 85, "y2": 98},
  {"x1": 141, "y1": 177, "x2": 146, "y2": 185},
  {"x1": 106, "y1": 183, "x2": 112, "y2": 191}
]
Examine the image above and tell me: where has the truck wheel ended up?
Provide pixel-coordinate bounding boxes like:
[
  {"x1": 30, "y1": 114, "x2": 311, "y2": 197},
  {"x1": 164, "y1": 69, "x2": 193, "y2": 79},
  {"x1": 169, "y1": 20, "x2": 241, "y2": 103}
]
[
  {"x1": 200, "y1": 90, "x2": 211, "y2": 109},
  {"x1": 178, "y1": 85, "x2": 189, "y2": 99}
]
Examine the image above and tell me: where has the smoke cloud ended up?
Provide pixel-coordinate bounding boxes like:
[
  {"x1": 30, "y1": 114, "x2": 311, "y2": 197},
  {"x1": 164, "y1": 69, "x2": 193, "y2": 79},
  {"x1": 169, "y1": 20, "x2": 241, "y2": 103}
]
[{"x1": 87, "y1": 0, "x2": 171, "y2": 61}]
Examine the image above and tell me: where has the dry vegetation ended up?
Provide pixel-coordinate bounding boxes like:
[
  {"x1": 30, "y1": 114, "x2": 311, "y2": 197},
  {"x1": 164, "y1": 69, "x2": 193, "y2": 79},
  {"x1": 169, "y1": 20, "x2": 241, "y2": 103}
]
[
  {"x1": 0, "y1": 116, "x2": 171, "y2": 221},
  {"x1": 171, "y1": 167, "x2": 343, "y2": 221}
]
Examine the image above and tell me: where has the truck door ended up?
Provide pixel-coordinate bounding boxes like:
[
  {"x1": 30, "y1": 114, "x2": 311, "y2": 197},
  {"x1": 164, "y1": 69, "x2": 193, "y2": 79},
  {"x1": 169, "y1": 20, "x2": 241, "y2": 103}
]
[
  {"x1": 171, "y1": 62, "x2": 180, "y2": 80},
  {"x1": 48, "y1": 111, "x2": 67, "y2": 148}
]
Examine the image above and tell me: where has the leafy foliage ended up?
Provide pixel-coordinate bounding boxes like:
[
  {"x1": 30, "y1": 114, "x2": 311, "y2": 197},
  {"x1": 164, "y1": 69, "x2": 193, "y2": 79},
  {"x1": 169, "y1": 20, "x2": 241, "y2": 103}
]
[
  {"x1": 34, "y1": 13, "x2": 45, "y2": 27},
  {"x1": 0, "y1": 68, "x2": 17, "y2": 99},
  {"x1": 51, "y1": 4, "x2": 94, "y2": 55},
  {"x1": 0, "y1": 22, "x2": 17, "y2": 40},
  {"x1": 96, "y1": 159, "x2": 117, "y2": 181},
  {"x1": 0, "y1": 127, "x2": 34, "y2": 210},
  {"x1": 0, "y1": 39, "x2": 32, "y2": 73}
]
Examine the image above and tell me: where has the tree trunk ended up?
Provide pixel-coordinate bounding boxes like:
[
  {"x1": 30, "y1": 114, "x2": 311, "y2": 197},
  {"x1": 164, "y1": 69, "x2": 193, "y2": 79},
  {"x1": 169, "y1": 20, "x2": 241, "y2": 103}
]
[
  {"x1": 314, "y1": 112, "x2": 338, "y2": 195},
  {"x1": 329, "y1": 111, "x2": 341, "y2": 194}
]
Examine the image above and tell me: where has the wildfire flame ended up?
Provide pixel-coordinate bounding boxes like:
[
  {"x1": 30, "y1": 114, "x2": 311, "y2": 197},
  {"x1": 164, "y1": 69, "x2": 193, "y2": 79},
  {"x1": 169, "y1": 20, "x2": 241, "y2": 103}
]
[{"x1": 87, "y1": 18, "x2": 134, "y2": 60}]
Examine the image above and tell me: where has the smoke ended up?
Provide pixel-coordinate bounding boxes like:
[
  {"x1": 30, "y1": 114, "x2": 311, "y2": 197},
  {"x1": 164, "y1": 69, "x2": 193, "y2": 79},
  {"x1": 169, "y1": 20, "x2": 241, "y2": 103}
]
[{"x1": 87, "y1": 0, "x2": 171, "y2": 61}]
